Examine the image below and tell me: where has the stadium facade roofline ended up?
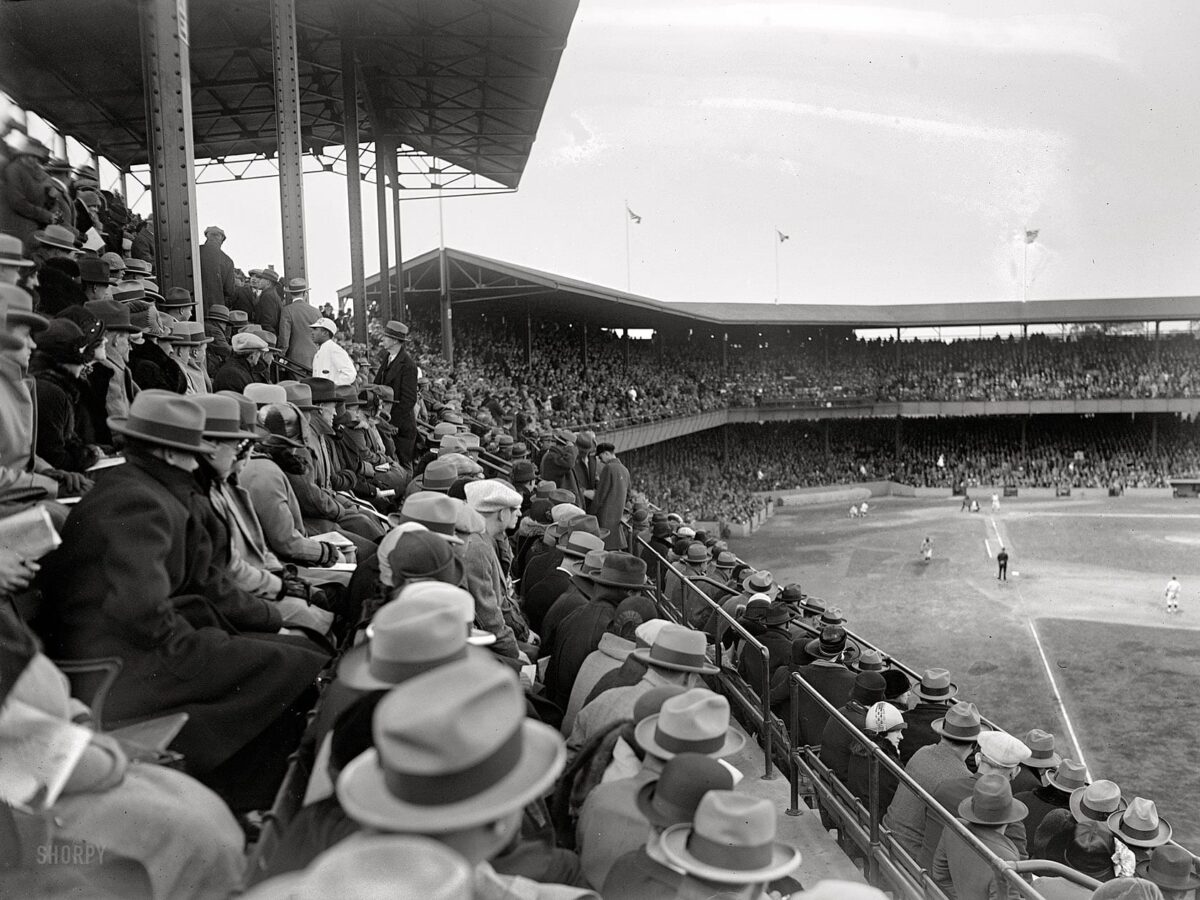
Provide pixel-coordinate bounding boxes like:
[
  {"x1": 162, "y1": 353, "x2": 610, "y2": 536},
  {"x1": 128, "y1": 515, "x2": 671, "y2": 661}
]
[{"x1": 344, "y1": 247, "x2": 1200, "y2": 332}]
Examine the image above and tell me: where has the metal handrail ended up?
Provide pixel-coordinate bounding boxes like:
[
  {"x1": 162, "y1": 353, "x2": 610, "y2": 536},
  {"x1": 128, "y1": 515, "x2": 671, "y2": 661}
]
[
  {"x1": 788, "y1": 671, "x2": 1102, "y2": 899},
  {"x1": 634, "y1": 534, "x2": 776, "y2": 779}
]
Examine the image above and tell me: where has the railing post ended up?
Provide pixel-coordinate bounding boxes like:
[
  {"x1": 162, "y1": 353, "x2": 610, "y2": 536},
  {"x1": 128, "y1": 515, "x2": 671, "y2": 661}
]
[
  {"x1": 760, "y1": 641, "x2": 773, "y2": 780},
  {"x1": 868, "y1": 750, "x2": 882, "y2": 887}
]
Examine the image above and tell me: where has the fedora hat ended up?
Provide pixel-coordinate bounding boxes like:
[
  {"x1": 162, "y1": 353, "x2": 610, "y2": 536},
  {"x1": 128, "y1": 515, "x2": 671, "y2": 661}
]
[
  {"x1": 259, "y1": 266, "x2": 280, "y2": 284},
  {"x1": 1109, "y1": 798, "x2": 1172, "y2": 848},
  {"x1": 229, "y1": 309, "x2": 250, "y2": 326},
  {"x1": 395, "y1": 581, "x2": 496, "y2": 647},
  {"x1": 164, "y1": 321, "x2": 210, "y2": 345},
  {"x1": 159, "y1": 287, "x2": 195, "y2": 309},
  {"x1": 334, "y1": 384, "x2": 362, "y2": 407},
  {"x1": 856, "y1": 649, "x2": 887, "y2": 672},
  {"x1": 801, "y1": 596, "x2": 827, "y2": 615},
  {"x1": 338, "y1": 593, "x2": 474, "y2": 691},
  {"x1": 216, "y1": 391, "x2": 268, "y2": 439},
  {"x1": 389, "y1": 492, "x2": 464, "y2": 544},
  {"x1": 778, "y1": 583, "x2": 805, "y2": 605},
  {"x1": 914, "y1": 668, "x2": 958, "y2": 702},
  {"x1": 1070, "y1": 780, "x2": 1127, "y2": 824},
  {"x1": 0, "y1": 284, "x2": 48, "y2": 332},
  {"x1": 0, "y1": 234, "x2": 33, "y2": 268},
  {"x1": 1136, "y1": 845, "x2": 1200, "y2": 890},
  {"x1": 431, "y1": 422, "x2": 457, "y2": 439},
  {"x1": 931, "y1": 701, "x2": 986, "y2": 742},
  {"x1": 302, "y1": 377, "x2": 336, "y2": 405},
  {"x1": 763, "y1": 602, "x2": 797, "y2": 628},
  {"x1": 421, "y1": 458, "x2": 459, "y2": 493},
  {"x1": 285, "y1": 276, "x2": 309, "y2": 294},
  {"x1": 742, "y1": 570, "x2": 777, "y2": 596},
  {"x1": 510, "y1": 459, "x2": 537, "y2": 484},
  {"x1": 108, "y1": 390, "x2": 216, "y2": 454},
  {"x1": 819, "y1": 607, "x2": 847, "y2": 628},
  {"x1": 242, "y1": 835, "x2": 472, "y2": 900},
  {"x1": 659, "y1": 791, "x2": 800, "y2": 885},
  {"x1": 549, "y1": 512, "x2": 609, "y2": 542},
  {"x1": 85, "y1": 299, "x2": 142, "y2": 334},
  {"x1": 382, "y1": 320, "x2": 409, "y2": 341},
  {"x1": 206, "y1": 304, "x2": 231, "y2": 323},
  {"x1": 387, "y1": 529, "x2": 464, "y2": 586},
  {"x1": 631, "y1": 624, "x2": 719, "y2": 675},
  {"x1": 584, "y1": 552, "x2": 651, "y2": 591},
  {"x1": 713, "y1": 551, "x2": 737, "y2": 571},
  {"x1": 76, "y1": 257, "x2": 110, "y2": 286},
  {"x1": 683, "y1": 542, "x2": 709, "y2": 566},
  {"x1": 805, "y1": 625, "x2": 848, "y2": 660},
  {"x1": 1046, "y1": 759, "x2": 1089, "y2": 794},
  {"x1": 958, "y1": 774, "x2": 1028, "y2": 826},
  {"x1": 337, "y1": 656, "x2": 565, "y2": 833},
  {"x1": 1021, "y1": 729, "x2": 1062, "y2": 769},
  {"x1": 559, "y1": 529, "x2": 605, "y2": 560},
  {"x1": 194, "y1": 394, "x2": 260, "y2": 440},
  {"x1": 33, "y1": 223, "x2": 78, "y2": 251},
  {"x1": 123, "y1": 258, "x2": 153, "y2": 276},
  {"x1": 565, "y1": 548, "x2": 607, "y2": 582},
  {"x1": 282, "y1": 382, "x2": 317, "y2": 411},
  {"x1": 634, "y1": 688, "x2": 746, "y2": 761},
  {"x1": 112, "y1": 280, "x2": 146, "y2": 304},
  {"x1": 635, "y1": 753, "x2": 736, "y2": 829}
]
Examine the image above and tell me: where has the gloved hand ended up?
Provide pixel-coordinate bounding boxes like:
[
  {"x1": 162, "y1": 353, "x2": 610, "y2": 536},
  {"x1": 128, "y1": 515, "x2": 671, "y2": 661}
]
[
  {"x1": 46, "y1": 469, "x2": 93, "y2": 495},
  {"x1": 317, "y1": 542, "x2": 341, "y2": 567}
]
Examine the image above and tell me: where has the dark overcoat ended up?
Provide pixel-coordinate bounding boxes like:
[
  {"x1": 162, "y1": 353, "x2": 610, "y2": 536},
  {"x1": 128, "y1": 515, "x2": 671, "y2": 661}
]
[
  {"x1": 38, "y1": 451, "x2": 327, "y2": 772},
  {"x1": 372, "y1": 349, "x2": 418, "y2": 463},
  {"x1": 589, "y1": 458, "x2": 629, "y2": 550}
]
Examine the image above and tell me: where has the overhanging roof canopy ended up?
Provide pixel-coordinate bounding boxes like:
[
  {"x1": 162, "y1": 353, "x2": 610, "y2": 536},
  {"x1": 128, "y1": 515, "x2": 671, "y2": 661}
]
[
  {"x1": 345, "y1": 247, "x2": 1200, "y2": 331},
  {"x1": 0, "y1": 0, "x2": 576, "y2": 188}
]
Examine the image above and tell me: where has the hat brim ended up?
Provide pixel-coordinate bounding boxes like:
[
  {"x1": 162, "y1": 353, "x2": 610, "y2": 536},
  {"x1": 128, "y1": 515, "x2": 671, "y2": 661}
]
[
  {"x1": 957, "y1": 795, "x2": 1028, "y2": 826},
  {"x1": 201, "y1": 426, "x2": 261, "y2": 441},
  {"x1": 1023, "y1": 752, "x2": 1062, "y2": 770},
  {"x1": 914, "y1": 685, "x2": 959, "y2": 701},
  {"x1": 634, "y1": 715, "x2": 746, "y2": 762},
  {"x1": 337, "y1": 719, "x2": 565, "y2": 833},
  {"x1": 658, "y1": 823, "x2": 801, "y2": 885},
  {"x1": 5, "y1": 311, "x2": 49, "y2": 333},
  {"x1": 1107, "y1": 811, "x2": 1172, "y2": 848},
  {"x1": 1135, "y1": 858, "x2": 1200, "y2": 889},
  {"x1": 803, "y1": 639, "x2": 862, "y2": 665},
  {"x1": 158, "y1": 301, "x2": 196, "y2": 310},
  {"x1": 33, "y1": 232, "x2": 77, "y2": 251},
  {"x1": 1045, "y1": 773, "x2": 1087, "y2": 794},
  {"x1": 1069, "y1": 788, "x2": 1127, "y2": 824},
  {"x1": 107, "y1": 417, "x2": 217, "y2": 455},
  {"x1": 741, "y1": 579, "x2": 779, "y2": 597},
  {"x1": 0, "y1": 254, "x2": 34, "y2": 268},
  {"x1": 630, "y1": 646, "x2": 719, "y2": 676},
  {"x1": 930, "y1": 718, "x2": 992, "y2": 742},
  {"x1": 338, "y1": 643, "x2": 487, "y2": 692},
  {"x1": 468, "y1": 628, "x2": 497, "y2": 646}
]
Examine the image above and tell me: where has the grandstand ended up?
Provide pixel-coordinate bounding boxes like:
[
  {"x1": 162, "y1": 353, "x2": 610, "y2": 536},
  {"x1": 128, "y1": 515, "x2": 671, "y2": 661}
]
[{"x1": 3, "y1": 1, "x2": 1198, "y2": 897}]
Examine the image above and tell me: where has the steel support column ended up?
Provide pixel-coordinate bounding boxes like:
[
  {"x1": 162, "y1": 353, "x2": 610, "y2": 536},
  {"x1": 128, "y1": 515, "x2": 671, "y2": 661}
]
[
  {"x1": 389, "y1": 152, "x2": 404, "y2": 323},
  {"x1": 525, "y1": 305, "x2": 533, "y2": 365},
  {"x1": 374, "y1": 138, "x2": 391, "y2": 320},
  {"x1": 340, "y1": 31, "x2": 367, "y2": 343},
  {"x1": 580, "y1": 324, "x2": 588, "y2": 376},
  {"x1": 139, "y1": 0, "x2": 202, "y2": 310},
  {"x1": 439, "y1": 246, "x2": 453, "y2": 363},
  {"x1": 271, "y1": 0, "x2": 307, "y2": 282}
]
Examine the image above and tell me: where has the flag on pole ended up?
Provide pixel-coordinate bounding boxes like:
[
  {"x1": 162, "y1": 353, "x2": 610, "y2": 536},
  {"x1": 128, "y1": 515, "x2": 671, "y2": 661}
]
[
  {"x1": 1024, "y1": 229, "x2": 1039, "y2": 244},
  {"x1": 626, "y1": 205, "x2": 642, "y2": 224},
  {"x1": 777, "y1": 229, "x2": 789, "y2": 243}
]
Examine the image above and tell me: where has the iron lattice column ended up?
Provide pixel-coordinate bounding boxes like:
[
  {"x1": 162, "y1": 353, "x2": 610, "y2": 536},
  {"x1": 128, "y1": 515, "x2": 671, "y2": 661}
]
[
  {"x1": 139, "y1": 0, "x2": 203, "y2": 314},
  {"x1": 390, "y1": 155, "x2": 404, "y2": 323},
  {"x1": 375, "y1": 136, "x2": 392, "y2": 321},
  {"x1": 341, "y1": 29, "x2": 367, "y2": 343},
  {"x1": 271, "y1": 0, "x2": 307, "y2": 282}
]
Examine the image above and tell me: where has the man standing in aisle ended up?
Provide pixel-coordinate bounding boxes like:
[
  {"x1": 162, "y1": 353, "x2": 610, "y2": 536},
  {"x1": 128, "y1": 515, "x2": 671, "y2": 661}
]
[
  {"x1": 198, "y1": 226, "x2": 235, "y2": 307},
  {"x1": 277, "y1": 276, "x2": 319, "y2": 370},
  {"x1": 310, "y1": 317, "x2": 356, "y2": 386},
  {"x1": 997, "y1": 546, "x2": 1009, "y2": 582},
  {"x1": 373, "y1": 320, "x2": 418, "y2": 466},
  {"x1": 1164, "y1": 575, "x2": 1181, "y2": 614}
]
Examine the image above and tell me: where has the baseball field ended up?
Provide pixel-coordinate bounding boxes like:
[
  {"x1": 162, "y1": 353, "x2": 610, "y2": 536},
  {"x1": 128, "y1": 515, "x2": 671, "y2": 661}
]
[{"x1": 729, "y1": 489, "x2": 1200, "y2": 848}]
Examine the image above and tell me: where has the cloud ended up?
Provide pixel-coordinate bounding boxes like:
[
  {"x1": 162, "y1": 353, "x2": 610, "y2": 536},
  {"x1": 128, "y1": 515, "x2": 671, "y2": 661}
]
[
  {"x1": 584, "y1": 3, "x2": 1122, "y2": 64},
  {"x1": 550, "y1": 112, "x2": 610, "y2": 165},
  {"x1": 699, "y1": 95, "x2": 1069, "y2": 148}
]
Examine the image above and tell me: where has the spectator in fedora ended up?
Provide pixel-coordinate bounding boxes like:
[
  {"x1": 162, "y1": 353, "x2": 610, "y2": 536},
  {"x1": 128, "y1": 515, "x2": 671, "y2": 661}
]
[
  {"x1": 252, "y1": 266, "x2": 285, "y2": 334},
  {"x1": 85, "y1": 297, "x2": 142, "y2": 431},
  {"x1": 128, "y1": 299, "x2": 188, "y2": 393},
  {"x1": 539, "y1": 549, "x2": 608, "y2": 665},
  {"x1": 545, "y1": 552, "x2": 653, "y2": 708},
  {"x1": 900, "y1": 668, "x2": 960, "y2": 762},
  {"x1": 1042, "y1": 813, "x2": 1120, "y2": 885},
  {"x1": 29, "y1": 318, "x2": 100, "y2": 473},
  {"x1": 461, "y1": 479, "x2": 525, "y2": 659},
  {"x1": 524, "y1": 526, "x2": 607, "y2": 637},
  {"x1": 923, "y1": 730, "x2": 1032, "y2": 868},
  {"x1": 786, "y1": 625, "x2": 858, "y2": 746},
  {"x1": 212, "y1": 331, "x2": 268, "y2": 393},
  {"x1": 0, "y1": 233, "x2": 33, "y2": 286},
  {"x1": 652, "y1": 790, "x2": 800, "y2": 898},
  {"x1": 163, "y1": 320, "x2": 212, "y2": 395},
  {"x1": 600, "y1": 753, "x2": 737, "y2": 899},
  {"x1": 566, "y1": 623, "x2": 715, "y2": 759},
  {"x1": 542, "y1": 437, "x2": 586, "y2": 508},
  {"x1": 0, "y1": 135, "x2": 53, "y2": 251},
  {"x1": 1015, "y1": 758, "x2": 1090, "y2": 846},
  {"x1": 884, "y1": 700, "x2": 985, "y2": 862},
  {"x1": 336, "y1": 655, "x2": 596, "y2": 899},
  {"x1": 739, "y1": 598, "x2": 798, "y2": 693},
  {"x1": 1012, "y1": 728, "x2": 1064, "y2": 796},
  {"x1": 820, "y1": 669, "x2": 888, "y2": 783},
  {"x1": 1137, "y1": 845, "x2": 1200, "y2": 899},
  {"x1": 277, "y1": 276, "x2": 319, "y2": 370},
  {"x1": 38, "y1": 390, "x2": 329, "y2": 811},
  {"x1": 78, "y1": 257, "x2": 112, "y2": 303},
  {"x1": 576, "y1": 688, "x2": 746, "y2": 889},
  {"x1": 932, "y1": 774, "x2": 1028, "y2": 900},
  {"x1": 199, "y1": 225, "x2": 235, "y2": 307},
  {"x1": 374, "y1": 320, "x2": 419, "y2": 466},
  {"x1": 311, "y1": 316, "x2": 356, "y2": 386},
  {"x1": 203, "y1": 304, "x2": 232, "y2": 378}
]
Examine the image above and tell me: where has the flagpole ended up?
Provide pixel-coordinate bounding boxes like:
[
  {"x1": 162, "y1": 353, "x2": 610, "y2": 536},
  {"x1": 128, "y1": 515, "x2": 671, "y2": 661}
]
[
  {"x1": 774, "y1": 227, "x2": 780, "y2": 304},
  {"x1": 1023, "y1": 238, "x2": 1027, "y2": 303},
  {"x1": 624, "y1": 199, "x2": 631, "y2": 291}
]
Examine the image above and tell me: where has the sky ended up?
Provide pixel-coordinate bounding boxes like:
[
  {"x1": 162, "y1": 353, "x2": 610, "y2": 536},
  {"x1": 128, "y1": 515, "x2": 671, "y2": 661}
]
[{"x1": 20, "y1": 0, "x2": 1200, "y2": 312}]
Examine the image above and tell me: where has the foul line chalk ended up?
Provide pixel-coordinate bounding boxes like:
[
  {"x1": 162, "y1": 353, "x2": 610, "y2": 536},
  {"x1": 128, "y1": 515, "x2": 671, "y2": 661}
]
[{"x1": 1028, "y1": 618, "x2": 1091, "y2": 781}]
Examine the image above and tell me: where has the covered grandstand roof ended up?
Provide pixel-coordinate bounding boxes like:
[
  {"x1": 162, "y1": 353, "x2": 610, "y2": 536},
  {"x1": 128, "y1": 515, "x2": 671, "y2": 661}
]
[
  {"x1": 346, "y1": 247, "x2": 1200, "y2": 330},
  {"x1": 0, "y1": 0, "x2": 577, "y2": 187}
]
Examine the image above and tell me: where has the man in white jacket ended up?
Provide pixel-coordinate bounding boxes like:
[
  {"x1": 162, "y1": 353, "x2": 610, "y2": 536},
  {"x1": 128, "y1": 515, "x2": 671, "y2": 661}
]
[{"x1": 310, "y1": 317, "x2": 356, "y2": 385}]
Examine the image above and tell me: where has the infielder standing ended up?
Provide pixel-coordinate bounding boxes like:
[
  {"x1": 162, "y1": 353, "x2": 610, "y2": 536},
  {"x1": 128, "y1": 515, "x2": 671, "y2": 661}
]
[{"x1": 1164, "y1": 576, "x2": 1181, "y2": 613}]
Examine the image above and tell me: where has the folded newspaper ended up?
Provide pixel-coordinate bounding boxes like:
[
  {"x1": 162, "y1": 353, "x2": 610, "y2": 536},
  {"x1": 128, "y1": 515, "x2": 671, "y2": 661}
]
[
  {"x1": 0, "y1": 505, "x2": 61, "y2": 560},
  {"x1": 0, "y1": 699, "x2": 91, "y2": 811}
]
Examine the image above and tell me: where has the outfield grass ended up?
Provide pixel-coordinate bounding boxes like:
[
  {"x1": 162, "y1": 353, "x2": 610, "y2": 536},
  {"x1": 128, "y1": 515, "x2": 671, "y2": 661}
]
[{"x1": 731, "y1": 493, "x2": 1200, "y2": 848}]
